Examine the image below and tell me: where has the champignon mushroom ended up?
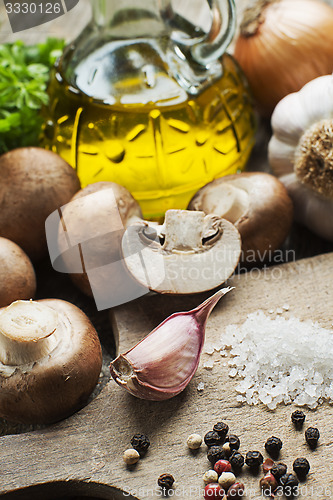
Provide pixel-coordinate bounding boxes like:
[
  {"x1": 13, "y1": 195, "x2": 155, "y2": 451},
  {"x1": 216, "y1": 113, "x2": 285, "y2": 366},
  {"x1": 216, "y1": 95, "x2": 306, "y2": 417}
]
[
  {"x1": 53, "y1": 182, "x2": 146, "y2": 308},
  {"x1": 0, "y1": 299, "x2": 102, "y2": 424},
  {"x1": 52, "y1": 183, "x2": 240, "y2": 299},
  {"x1": 0, "y1": 148, "x2": 81, "y2": 261},
  {"x1": 188, "y1": 173, "x2": 293, "y2": 263},
  {"x1": 122, "y1": 209, "x2": 241, "y2": 294},
  {"x1": 0, "y1": 237, "x2": 36, "y2": 308}
]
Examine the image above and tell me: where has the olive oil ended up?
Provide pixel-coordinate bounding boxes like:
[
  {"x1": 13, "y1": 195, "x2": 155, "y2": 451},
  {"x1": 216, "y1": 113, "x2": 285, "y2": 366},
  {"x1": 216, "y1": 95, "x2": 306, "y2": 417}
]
[{"x1": 43, "y1": 52, "x2": 255, "y2": 220}]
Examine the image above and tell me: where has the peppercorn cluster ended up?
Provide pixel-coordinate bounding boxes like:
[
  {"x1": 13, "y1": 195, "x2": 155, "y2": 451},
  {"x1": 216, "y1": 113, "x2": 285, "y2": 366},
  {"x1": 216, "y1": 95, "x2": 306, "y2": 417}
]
[
  {"x1": 121, "y1": 410, "x2": 320, "y2": 500},
  {"x1": 258, "y1": 410, "x2": 318, "y2": 498},
  {"x1": 200, "y1": 410, "x2": 318, "y2": 500},
  {"x1": 201, "y1": 421, "x2": 245, "y2": 499}
]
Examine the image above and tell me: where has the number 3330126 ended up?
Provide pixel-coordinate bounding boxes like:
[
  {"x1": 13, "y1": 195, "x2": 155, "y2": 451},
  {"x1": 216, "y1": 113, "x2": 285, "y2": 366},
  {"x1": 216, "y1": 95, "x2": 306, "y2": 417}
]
[{"x1": 5, "y1": 3, "x2": 62, "y2": 14}]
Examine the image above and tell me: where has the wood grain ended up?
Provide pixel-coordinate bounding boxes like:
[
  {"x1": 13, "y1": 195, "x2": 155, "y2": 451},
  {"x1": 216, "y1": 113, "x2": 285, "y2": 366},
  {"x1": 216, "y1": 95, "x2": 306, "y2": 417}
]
[
  {"x1": 0, "y1": 253, "x2": 332, "y2": 499},
  {"x1": 0, "y1": 2, "x2": 333, "y2": 498}
]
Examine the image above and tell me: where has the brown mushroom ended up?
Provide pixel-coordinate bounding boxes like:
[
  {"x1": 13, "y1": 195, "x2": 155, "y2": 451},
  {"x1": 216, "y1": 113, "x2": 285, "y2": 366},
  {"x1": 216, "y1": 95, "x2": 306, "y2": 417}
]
[
  {"x1": 52, "y1": 183, "x2": 241, "y2": 300},
  {"x1": 0, "y1": 147, "x2": 81, "y2": 261},
  {"x1": 188, "y1": 172, "x2": 293, "y2": 263},
  {"x1": 0, "y1": 237, "x2": 36, "y2": 308},
  {"x1": 0, "y1": 299, "x2": 102, "y2": 424},
  {"x1": 53, "y1": 182, "x2": 146, "y2": 308}
]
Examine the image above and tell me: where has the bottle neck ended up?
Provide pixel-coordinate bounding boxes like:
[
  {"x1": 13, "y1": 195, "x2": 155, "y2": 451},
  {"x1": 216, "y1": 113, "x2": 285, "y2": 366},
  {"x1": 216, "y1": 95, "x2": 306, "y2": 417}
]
[{"x1": 92, "y1": 0, "x2": 165, "y2": 38}]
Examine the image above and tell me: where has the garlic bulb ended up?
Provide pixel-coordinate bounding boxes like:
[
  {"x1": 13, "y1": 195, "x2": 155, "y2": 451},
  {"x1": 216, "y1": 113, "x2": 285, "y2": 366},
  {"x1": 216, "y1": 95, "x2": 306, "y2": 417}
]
[
  {"x1": 281, "y1": 173, "x2": 333, "y2": 241},
  {"x1": 110, "y1": 288, "x2": 232, "y2": 401},
  {"x1": 268, "y1": 75, "x2": 333, "y2": 241},
  {"x1": 234, "y1": 0, "x2": 333, "y2": 116}
]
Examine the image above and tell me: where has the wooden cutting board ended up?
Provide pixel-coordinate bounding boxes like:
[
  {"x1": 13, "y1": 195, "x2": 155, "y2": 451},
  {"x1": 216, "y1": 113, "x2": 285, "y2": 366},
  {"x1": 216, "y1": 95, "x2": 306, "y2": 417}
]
[{"x1": 0, "y1": 253, "x2": 332, "y2": 499}]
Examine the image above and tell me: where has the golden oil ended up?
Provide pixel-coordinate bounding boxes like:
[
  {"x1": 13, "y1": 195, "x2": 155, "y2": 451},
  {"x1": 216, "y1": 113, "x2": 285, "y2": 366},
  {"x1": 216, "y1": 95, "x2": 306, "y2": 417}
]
[{"x1": 43, "y1": 52, "x2": 255, "y2": 220}]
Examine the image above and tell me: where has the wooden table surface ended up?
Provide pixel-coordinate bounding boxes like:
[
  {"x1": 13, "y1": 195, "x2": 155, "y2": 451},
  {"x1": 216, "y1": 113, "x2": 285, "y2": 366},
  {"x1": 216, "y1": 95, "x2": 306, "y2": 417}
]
[{"x1": 0, "y1": 1, "x2": 333, "y2": 498}]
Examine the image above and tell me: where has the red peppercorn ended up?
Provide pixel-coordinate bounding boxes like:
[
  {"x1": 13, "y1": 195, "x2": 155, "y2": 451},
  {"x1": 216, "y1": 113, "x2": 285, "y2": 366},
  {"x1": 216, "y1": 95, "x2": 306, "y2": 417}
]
[
  {"x1": 260, "y1": 472, "x2": 278, "y2": 496},
  {"x1": 227, "y1": 482, "x2": 245, "y2": 499},
  {"x1": 214, "y1": 459, "x2": 232, "y2": 475},
  {"x1": 263, "y1": 458, "x2": 274, "y2": 474},
  {"x1": 204, "y1": 483, "x2": 225, "y2": 499}
]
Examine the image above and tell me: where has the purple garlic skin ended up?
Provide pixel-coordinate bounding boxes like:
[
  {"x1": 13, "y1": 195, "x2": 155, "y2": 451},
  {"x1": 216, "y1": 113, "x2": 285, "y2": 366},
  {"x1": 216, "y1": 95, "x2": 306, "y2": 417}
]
[{"x1": 110, "y1": 287, "x2": 233, "y2": 401}]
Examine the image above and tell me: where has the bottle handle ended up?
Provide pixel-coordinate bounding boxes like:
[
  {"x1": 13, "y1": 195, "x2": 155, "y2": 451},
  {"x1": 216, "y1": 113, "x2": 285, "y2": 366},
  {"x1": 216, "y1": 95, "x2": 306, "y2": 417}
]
[
  {"x1": 168, "y1": 0, "x2": 236, "y2": 67},
  {"x1": 194, "y1": 0, "x2": 236, "y2": 65}
]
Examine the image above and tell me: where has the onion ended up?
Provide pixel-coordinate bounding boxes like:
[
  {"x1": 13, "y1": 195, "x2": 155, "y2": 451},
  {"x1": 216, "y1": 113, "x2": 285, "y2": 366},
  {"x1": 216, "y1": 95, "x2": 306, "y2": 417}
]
[{"x1": 234, "y1": 0, "x2": 333, "y2": 116}]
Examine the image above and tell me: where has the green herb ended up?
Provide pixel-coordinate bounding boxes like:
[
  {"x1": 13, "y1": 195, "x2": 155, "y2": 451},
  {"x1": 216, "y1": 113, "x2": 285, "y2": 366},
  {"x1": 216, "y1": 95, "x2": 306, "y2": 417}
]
[{"x1": 0, "y1": 38, "x2": 64, "y2": 154}]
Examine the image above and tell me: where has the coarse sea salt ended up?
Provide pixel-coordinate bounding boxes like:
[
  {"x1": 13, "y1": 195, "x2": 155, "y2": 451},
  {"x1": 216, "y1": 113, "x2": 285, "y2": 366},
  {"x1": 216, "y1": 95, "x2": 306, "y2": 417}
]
[{"x1": 221, "y1": 310, "x2": 333, "y2": 410}]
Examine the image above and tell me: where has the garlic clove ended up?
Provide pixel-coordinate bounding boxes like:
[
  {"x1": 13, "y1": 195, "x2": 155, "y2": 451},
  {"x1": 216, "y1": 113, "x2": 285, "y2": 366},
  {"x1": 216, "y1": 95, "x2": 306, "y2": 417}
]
[
  {"x1": 281, "y1": 173, "x2": 333, "y2": 242},
  {"x1": 110, "y1": 287, "x2": 233, "y2": 400},
  {"x1": 269, "y1": 75, "x2": 333, "y2": 178}
]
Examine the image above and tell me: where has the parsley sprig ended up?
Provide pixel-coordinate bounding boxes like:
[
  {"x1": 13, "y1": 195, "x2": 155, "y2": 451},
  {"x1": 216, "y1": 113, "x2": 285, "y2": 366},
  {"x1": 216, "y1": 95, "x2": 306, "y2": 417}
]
[{"x1": 0, "y1": 38, "x2": 64, "y2": 154}]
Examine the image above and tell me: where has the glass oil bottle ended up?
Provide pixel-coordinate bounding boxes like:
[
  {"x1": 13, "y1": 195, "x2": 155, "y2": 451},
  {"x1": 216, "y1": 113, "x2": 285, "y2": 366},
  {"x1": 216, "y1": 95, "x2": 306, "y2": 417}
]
[{"x1": 42, "y1": 0, "x2": 256, "y2": 220}]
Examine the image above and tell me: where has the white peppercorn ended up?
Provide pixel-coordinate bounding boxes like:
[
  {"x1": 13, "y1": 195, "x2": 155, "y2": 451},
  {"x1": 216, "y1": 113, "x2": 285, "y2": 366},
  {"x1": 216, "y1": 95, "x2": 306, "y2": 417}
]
[
  {"x1": 218, "y1": 471, "x2": 236, "y2": 490},
  {"x1": 187, "y1": 433, "x2": 203, "y2": 450},
  {"x1": 222, "y1": 442, "x2": 232, "y2": 456},
  {"x1": 123, "y1": 448, "x2": 140, "y2": 465},
  {"x1": 203, "y1": 470, "x2": 219, "y2": 485}
]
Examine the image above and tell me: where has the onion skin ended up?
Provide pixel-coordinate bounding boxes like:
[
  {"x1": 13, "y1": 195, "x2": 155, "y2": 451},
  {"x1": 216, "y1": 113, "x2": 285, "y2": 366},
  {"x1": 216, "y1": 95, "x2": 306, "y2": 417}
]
[{"x1": 234, "y1": 0, "x2": 333, "y2": 116}]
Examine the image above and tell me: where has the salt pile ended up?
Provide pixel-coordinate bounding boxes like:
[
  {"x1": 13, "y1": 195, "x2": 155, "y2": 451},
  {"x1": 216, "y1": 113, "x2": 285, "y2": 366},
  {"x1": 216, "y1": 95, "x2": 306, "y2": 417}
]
[{"x1": 221, "y1": 310, "x2": 333, "y2": 410}]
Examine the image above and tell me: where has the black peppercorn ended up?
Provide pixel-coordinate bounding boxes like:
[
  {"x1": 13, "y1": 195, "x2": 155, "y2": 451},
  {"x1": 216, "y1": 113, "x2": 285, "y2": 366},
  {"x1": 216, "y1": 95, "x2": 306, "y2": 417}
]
[
  {"x1": 291, "y1": 410, "x2": 306, "y2": 428},
  {"x1": 207, "y1": 445, "x2": 226, "y2": 464},
  {"x1": 305, "y1": 427, "x2": 320, "y2": 448},
  {"x1": 264, "y1": 436, "x2": 283, "y2": 458},
  {"x1": 227, "y1": 434, "x2": 241, "y2": 451},
  {"x1": 293, "y1": 457, "x2": 310, "y2": 479},
  {"x1": 280, "y1": 473, "x2": 299, "y2": 498},
  {"x1": 130, "y1": 433, "x2": 150, "y2": 456},
  {"x1": 158, "y1": 473, "x2": 175, "y2": 490},
  {"x1": 245, "y1": 451, "x2": 264, "y2": 469},
  {"x1": 204, "y1": 430, "x2": 222, "y2": 447},
  {"x1": 223, "y1": 434, "x2": 240, "y2": 457},
  {"x1": 229, "y1": 451, "x2": 245, "y2": 470},
  {"x1": 213, "y1": 421, "x2": 229, "y2": 441},
  {"x1": 271, "y1": 462, "x2": 288, "y2": 481}
]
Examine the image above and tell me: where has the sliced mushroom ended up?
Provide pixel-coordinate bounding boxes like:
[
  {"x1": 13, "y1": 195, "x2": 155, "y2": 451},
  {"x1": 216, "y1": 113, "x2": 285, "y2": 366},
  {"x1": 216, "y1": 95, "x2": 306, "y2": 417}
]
[
  {"x1": 0, "y1": 299, "x2": 102, "y2": 424},
  {"x1": 51, "y1": 184, "x2": 240, "y2": 300},
  {"x1": 188, "y1": 173, "x2": 293, "y2": 263},
  {"x1": 122, "y1": 209, "x2": 241, "y2": 294}
]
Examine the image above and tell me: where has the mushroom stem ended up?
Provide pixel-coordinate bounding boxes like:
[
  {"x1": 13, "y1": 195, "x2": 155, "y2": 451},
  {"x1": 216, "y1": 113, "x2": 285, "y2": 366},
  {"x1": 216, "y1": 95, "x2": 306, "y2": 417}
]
[
  {"x1": 161, "y1": 210, "x2": 221, "y2": 252},
  {"x1": 0, "y1": 301, "x2": 59, "y2": 366},
  {"x1": 190, "y1": 182, "x2": 250, "y2": 224}
]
